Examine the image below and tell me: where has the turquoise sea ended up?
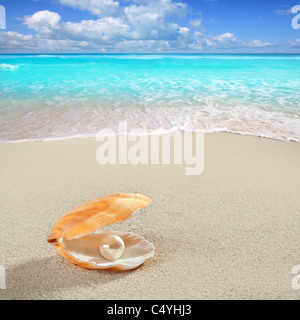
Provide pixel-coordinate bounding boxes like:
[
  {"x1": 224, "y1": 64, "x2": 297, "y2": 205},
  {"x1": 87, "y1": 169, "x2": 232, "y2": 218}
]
[{"x1": 0, "y1": 54, "x2": 299, "y2": 142}]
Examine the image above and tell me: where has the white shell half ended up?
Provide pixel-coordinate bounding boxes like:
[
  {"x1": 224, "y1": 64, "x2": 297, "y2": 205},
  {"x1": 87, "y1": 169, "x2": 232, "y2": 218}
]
[{"x1": 62, "y1": 230, "x2": 155, "y2": 270}]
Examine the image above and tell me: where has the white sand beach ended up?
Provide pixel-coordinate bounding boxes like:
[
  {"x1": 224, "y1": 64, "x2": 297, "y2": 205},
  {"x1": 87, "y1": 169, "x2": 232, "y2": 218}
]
[{"x1": 0, "y1": 132, "x2": 299, "y2": 300}]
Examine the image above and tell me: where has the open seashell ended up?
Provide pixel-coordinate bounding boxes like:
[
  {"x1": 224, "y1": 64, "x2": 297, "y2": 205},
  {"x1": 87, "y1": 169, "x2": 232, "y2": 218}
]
[{"x1": 47, "y1": 193, "x2": 155, "y2": 271}]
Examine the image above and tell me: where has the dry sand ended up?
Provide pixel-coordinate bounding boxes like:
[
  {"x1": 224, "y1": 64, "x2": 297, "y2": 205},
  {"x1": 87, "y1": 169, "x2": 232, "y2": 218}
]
[{"x1": 0, "y1": 132, "x2": 299, "y2": 300}]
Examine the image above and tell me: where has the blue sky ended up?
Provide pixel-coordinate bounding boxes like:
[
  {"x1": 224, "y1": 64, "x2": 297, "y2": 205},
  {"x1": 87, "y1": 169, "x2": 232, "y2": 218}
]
[{"x1": 0, "y1": 0, "x2": 300, "y2": 53}]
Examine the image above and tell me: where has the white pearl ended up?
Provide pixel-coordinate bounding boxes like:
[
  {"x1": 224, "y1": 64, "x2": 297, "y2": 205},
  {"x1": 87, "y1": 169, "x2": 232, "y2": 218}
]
[{"x1": 99, "y1": 235, "x2": 125, "y2": 261}]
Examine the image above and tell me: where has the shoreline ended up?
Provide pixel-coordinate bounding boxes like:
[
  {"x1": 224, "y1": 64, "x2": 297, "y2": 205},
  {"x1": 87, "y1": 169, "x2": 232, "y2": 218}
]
[
  {"x1": 1, "y1": 129, "x2": 299, "y2": 144},
  {"x1": 0, "y1": 132, "x2": 299, "y2": 299}
]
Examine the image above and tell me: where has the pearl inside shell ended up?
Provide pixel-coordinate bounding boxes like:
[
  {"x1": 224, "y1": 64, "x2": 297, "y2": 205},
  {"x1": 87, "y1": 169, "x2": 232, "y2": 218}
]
[{"x1": 99, "y1": 234, "x2": 125, "y2": 261}]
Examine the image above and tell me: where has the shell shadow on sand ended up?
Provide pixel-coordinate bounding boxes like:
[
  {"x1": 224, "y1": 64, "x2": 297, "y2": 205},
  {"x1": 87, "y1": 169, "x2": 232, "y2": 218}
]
[{"x1": 1, "y1": 255, "x2": 135, "y2": 300}]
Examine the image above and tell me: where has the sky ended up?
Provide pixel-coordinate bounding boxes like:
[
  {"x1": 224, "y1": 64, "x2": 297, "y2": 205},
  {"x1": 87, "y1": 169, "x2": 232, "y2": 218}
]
[{"x1": 0, "y1": 0, "x2": 300, "y2": 53}]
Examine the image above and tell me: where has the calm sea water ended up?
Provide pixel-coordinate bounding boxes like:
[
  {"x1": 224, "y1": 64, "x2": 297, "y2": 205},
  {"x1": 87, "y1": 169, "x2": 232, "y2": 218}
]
[{"x1": 0, "y1": 54, "x2": 300, "y2": 142}]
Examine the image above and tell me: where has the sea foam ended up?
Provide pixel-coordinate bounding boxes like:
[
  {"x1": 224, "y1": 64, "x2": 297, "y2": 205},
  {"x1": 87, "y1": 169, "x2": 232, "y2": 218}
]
[
  {"x1": 0, "y1": 63, "x2": 18, "y2": 70},
  {"x1": 0, "y1": 54, "x2": 299, "y2": 142}
]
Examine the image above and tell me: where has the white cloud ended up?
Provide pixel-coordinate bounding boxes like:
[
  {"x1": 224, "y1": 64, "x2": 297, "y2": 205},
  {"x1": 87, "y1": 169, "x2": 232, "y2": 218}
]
[
  {"x1": 0, "y1": 1, "x2": 291, "y2": 53},
  {"x1": 124, "y1": 0, "x2": 187, "y2": 19},
  {"x1": 123, "y1": 0, "x2": 187, "y2": 40},
  {"x1": 247, "y1": 40, "x2": 278, "y2": 48},
  {"x1": 59, "y1": 0, "x2": 120, "y2": 17},
  {"x1": 189, "y1": 19, "x2": 202, "y2": 28},
  {"x1": 289, "y1": 39, "x2": 300, "y2": 48},
  {"x1": 0, "y1": 27, "x2": 283, "y2": 53},
  {"x1": 274, "y1": 7, "x2": 294, "y2": 16},
  {"x1": 213, "y1": 32, "x2": 237, "y2": 43},
  {"x1": 0, "y1": 32, "x2": 34, "y2": 49},
  {"x1": 179, "y1": 27, "x2": 190, "y2": 37},
  {"x1": 24, "y1": 11, "x2": 61, "y2": 35},
  {"x1": 23, "y1": 6, "x2": 184, "y2": 43},
  {"x1": 113, "y1": 39, "x2": 171, "y2": 52},
  {"x1": 190, "y1": 33, "x2": 278, "y2": 50},
  {"x1": 190, "y1": 32, "x2": 241, "y2": 50},
  {"x1": 0, "y1": 31, "x2": 91, "y2": 52},
  {"x1": 23, "y1": 11, "x2": 132, "y2": 42},
  {"x1": 62, "y1": 18, "x2": 132, "y2": 42}
]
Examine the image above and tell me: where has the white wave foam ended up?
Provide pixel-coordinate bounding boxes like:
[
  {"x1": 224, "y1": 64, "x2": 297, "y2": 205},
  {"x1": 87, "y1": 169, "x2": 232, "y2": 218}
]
[
  {"x1": 0, "y1": 103, "x2": 299, "y2": 143},
  {"x1": 0, "y1": 63, "x2": 19, "y2": 70}
]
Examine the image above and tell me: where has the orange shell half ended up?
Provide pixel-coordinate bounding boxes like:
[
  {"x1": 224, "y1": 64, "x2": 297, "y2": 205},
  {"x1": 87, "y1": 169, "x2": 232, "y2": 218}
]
[{"x1": 47, "y1": 193, "x2": 152, "y2": 243}]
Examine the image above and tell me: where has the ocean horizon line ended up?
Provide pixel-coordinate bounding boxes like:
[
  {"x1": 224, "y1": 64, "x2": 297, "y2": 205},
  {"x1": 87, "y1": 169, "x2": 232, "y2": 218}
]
[{"x1": 1, "y1": 53, "x2": 300, "y2": 56}]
